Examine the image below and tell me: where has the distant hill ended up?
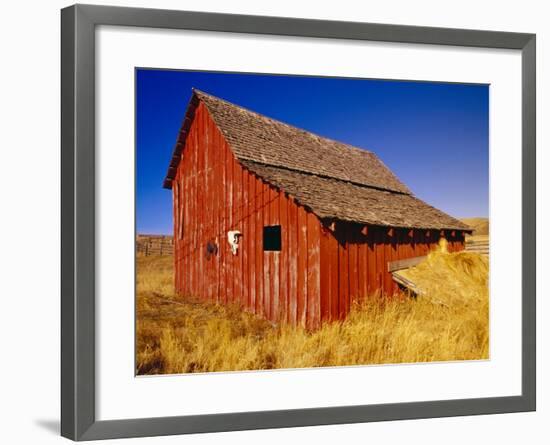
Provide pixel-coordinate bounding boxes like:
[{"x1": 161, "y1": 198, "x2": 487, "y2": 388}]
[{"x1": 460, "y1": 218, "x2": 489, "y2": 236}]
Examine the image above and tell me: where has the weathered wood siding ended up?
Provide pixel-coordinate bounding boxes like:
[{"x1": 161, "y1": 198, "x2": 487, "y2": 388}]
[
  {"x1": 319, "y1": 223, "x2": 466, "y2": 321},
  {"x1": 173, "y1": 103, "x2": 322, "y2": 328}
]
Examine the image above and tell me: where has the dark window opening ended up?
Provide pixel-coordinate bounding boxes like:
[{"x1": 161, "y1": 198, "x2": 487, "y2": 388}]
[{"x1": 263, "y1": 225, "x2": 281, "y2": 251}]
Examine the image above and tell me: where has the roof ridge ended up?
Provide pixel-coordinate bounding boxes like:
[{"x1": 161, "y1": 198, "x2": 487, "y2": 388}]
[{"x1": 193, "y1": 88, "x2": 375, "y2": 157}]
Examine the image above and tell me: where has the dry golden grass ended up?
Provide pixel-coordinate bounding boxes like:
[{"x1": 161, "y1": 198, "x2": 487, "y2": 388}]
[
  {"x1": 136, "y1": 242, "x2": 489, "y2": 375},
  {"x1": 467, "y1": 234, "x2": 489, "y2": 244},
  {"x1": 461, "y1": 217, "x2": 489, "y2": 236}
]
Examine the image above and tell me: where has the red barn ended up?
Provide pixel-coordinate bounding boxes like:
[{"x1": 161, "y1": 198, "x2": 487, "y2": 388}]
[{"x1": 163, "y1": 90, "x2": 471, "y2": 329}]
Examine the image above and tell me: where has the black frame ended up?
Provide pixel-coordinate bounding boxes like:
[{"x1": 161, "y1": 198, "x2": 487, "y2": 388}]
[{"x1": 61, "y1": 4, "x2": 536, "y2": 441}]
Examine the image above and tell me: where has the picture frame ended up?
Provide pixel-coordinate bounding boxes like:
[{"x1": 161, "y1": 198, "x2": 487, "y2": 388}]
[{"x1": 60, "y1": 3, "x2": 536, "y2": 441}]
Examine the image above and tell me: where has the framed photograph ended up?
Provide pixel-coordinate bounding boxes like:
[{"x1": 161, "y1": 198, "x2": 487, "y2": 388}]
[{"x1": 61, "y1": 4, "x2": 536, "y2": 441}]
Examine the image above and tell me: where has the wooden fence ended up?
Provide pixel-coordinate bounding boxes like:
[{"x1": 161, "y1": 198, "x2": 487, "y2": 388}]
[
  {"x1": 465, "y1": 237, "x2": 489, "y2": 256},
  {"x1": 136, "y1": 234, "x2": 174, "y2": 256}
]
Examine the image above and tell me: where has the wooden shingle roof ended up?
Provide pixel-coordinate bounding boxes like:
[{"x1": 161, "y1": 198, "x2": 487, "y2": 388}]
[{"x1": 164, "y1": 90, "x2": 470, "y2": 231}]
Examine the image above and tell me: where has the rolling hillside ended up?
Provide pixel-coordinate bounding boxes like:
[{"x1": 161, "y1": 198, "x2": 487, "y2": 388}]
[{"x1": 460, "y1": 217, "x2": 489, "y2": 236}]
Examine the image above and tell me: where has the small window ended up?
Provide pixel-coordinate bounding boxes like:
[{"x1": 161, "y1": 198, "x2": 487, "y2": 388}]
[{"x1": 263, "y1": 225, "x2": 281, "y2": 251}]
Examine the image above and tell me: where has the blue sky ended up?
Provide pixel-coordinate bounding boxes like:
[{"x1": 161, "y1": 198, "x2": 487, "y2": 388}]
[{"x1": 136, "y1": 69, "x2": 488, "y2": 235}]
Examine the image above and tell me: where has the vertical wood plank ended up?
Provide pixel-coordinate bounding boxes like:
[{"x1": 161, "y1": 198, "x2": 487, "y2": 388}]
[
  {"x1": 458, "y1": 232, "x2": 466, "y2": 252},
  {"x1": 320, "y1": 227, "x2": 331, "y2": 323},
  {"x1": 233, "y1": 155, "x2": 243, "y2": 307},
  {"x1": 270, "y1": 187, "x2": 280, "y2": 322},
  {"x1": 181, "y1": 170, "x2": 185, "y2": 295},
  {"x1": 178, "y1": 175, "x2": 182, "y2": 294},
  {"x1": 248, "y1": 172, "x2": 256, "y2": 313},
  {"x1": 195, "y1": 125, "x2": 201, "y2": 298},
  {"x1": 384, "y1": 230, "x2": 393, "y2": 295},
  {"x1": 255, "y1": 178, "x2": 264, "y2": 318},
  {"x1": 306, "y1": 212, "x2": 321, "y2": 329},
  {"x1": 212, "y1": 113, "x2": 220, "y2": 303},
  {"x1": 209, "y1": 109, "x2": 218, "y2": 302},
  {"x1": 225, "y1": 142, "x2": 233, "y2": 304},
  {"x1": 197, "y1": 126, "x2": 202, "y2": 298},
  {"x1": 375, "y1": 227, "x2": 385, "y2": 297},
  {"x1": 184, "y1": 132, "x2": 191, "y2": 295},
  {"x1": 186, "y1": 129, "x2": 192, "y2": 295},
  {"x1": 423, "y1": 230, "x2": 429, "y2": 255},
  {"x1": 296, "y1": 205, "x2": 308, "y2": 327},
  {"x1": 182, "y1": 155, "x2": 188, "y2": 295},
  {"x1": 408, "y1": 229, "x2": 415, "y2": 259},
  {"x1": 338, "y1": 224, "x2": 349, "y2": 318},
  {"x1": 366, "y1": 226, "x2": 376, "y2": 298},
  {"x1": 262, "y1": 182, "x2": 271, "y2": 319},
  {"x1": 189, "y1": 126, "x2": 196, "y2": 297},
  {"x1": 172, "y1": 176, "x2": 177, "y2": 292},
  {"x1": 185, "y1": 153, "x2": 191, "y2": 296},
  {"x1": 412, "y1": 229, "x2": 419, "y2": 258},
  {"x1": 357, "y1": 234, "x2": 367, "y2": 302},
  {"x1": 173, "y1": 178, "x2": 178, "y2": 293},
  {"x1": 219, "y1": 133, "x2": 226, "y2": 305},
  {"x1": 408, "y1": 229, "x2": 414, "y2": 258},
  {"x1": 279, "y1": 193, "x2": 289, "y2": 324},
  {"x1": 404, "y1": 230, "x2": 413, "y2": 286},
  {"x1": 288, "y1": 199, "x2": 298, "y2": 326},
  {"x1": 198, "y1": 108, "x2": 205, "y2": 299},
  {"x1": 329, "y1": 231, "x2": 340, "y2": 321},
  {"x1": 201, "y1": 107, "x2": 211, "y2": 301},
  {"x1": 242, "y1": 169, "x2": 249, "y2": 310},
  {"x1": 390, "y1": 229, "x2": 399, "y2": 295},
  {"x1": 195, "y1": 127, "x2": 200, "y2": 297},
  {"x1": 185, "y1": 150, "x2": 191, "y2": 295},
  {"x1": 349, "y1": 227, "x2": 358, "y2": 306},
  {"x1": 423, "y1": 230, "x2": 429, "y2": 256},
  {"x1": 179, "y1": 166, "x2": 183, "y2": 288},
  {"x1": 394, "y1": 229, "x2": 403, "y2": 295},
  {"x1": 201, "y1": 115, "x2": 207, "y2": 298},
  {"x1": 204, "y1": 109, "x2": 210, "y2": 299}
]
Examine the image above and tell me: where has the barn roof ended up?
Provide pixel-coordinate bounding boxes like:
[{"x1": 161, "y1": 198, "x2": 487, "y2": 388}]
[{"x1": 164, "y1": 90, "x2": 470, "y2": 231}]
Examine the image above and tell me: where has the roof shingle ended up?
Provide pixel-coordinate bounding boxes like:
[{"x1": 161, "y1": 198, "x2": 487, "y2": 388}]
[
  {"x1": 195, "y1": 90, "x2": 411, "y2": 195},
  {"x1": 240, "y1": 161, "x2": 468, "y2": 230}
]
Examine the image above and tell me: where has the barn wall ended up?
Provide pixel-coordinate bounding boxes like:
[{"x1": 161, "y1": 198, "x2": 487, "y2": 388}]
[
  {"x1": 319, "y1": 223, "x2": 466, "y2": 322},
  {"x1": 173, "y1": 103, "x2": 321, "y2": 328}
]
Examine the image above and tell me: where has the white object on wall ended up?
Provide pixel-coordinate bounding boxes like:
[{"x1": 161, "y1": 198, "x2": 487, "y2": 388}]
[{"x1": 227, "y1": 230, "x2": 242, "y2": 255}]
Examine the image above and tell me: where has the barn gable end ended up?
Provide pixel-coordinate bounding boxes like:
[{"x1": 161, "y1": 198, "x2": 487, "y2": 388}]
[{"x1": 172, "y1": 101, "x2": 323, "y2": 328}]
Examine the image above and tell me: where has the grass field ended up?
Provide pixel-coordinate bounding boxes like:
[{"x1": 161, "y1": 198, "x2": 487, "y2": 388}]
[
  {"x1": 136, "y1": 241, "x2": 489, "y2": 375},
  {"x1": 460, "y1": 217, "x2": 489, "y2": 236}
]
